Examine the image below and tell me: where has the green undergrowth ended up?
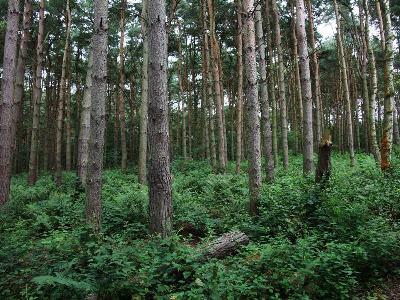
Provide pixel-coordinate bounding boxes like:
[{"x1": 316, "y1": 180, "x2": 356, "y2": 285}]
[{"x1": 1, "y1": 152, "x2": 400, "y2": 299}]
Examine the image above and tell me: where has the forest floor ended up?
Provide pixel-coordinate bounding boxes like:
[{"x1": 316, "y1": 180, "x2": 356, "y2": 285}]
[{"x1": 1, "y1": 150, "x2": 400, "y2": 299}]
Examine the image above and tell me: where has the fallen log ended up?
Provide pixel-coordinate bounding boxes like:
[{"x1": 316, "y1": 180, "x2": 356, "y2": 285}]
[{"x1": 201, "y1": 231, "x2": 249, "y2": 259}]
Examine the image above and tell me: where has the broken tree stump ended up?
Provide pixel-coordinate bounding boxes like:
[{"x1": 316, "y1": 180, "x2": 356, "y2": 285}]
[
  {"x1": 315, "y1": 130, "x2": 333, "y2": 184},
  {"x1": 201, "y1": 231, "x2": 249, "y2": 259}
]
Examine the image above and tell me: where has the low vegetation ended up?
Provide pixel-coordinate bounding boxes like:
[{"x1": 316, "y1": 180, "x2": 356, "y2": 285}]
[{"x1": 1, "y1": 151, "x2": 400, "y2": 299}]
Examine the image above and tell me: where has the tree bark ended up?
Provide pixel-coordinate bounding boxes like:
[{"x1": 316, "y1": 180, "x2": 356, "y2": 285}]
[
  {"x1": 363, "y1": 0, "x2": 380, "y2": 163},
  {"x1": 202, "y1": 0, "x2": 217, "y2": 171},
  {"x1": 296, "y1": 0, "x2": 314, "y2": 175},
  {"x1": 380, "y1": 0, "x2": 395, "y2": 171},
  {"x1": 28, "y1": 0, "x2": 45, "y2": 185},
  {"x1": 0, "y1": 0, "x2": 20, "y2": 205},
  {"x1": 138, "y1": 0, "x2": 149, "y2": 184},
  {"x1": 272, "y1": 0, "x2": 289, "y2": 169},
  {"x1": 207, "y1": 0, "x2": 226, "y2": 173},
  {"x1": 13, "y1": 0, "x2": 32, "y2": 165},
  {"x1": 55, "y1": 0, "x2": 72, "y2": 185},
  {"x1": 306, "y1": 0, "x2": 322, "y2": 143},
  {"x1": 255, "y1": 3, "x2": 274, "y2": 181},
  {"x1": 202, "y1": 231, "x2": 249, "y2": 259},
  {"x1": 86, "y1": 0, "x2": 108, "y2": 232},
  {"x1": 242, "y1": 0, "x2": 262, "y2": 216},
  {"x1": 235, "y1": 0, "x2": 243, "y2": 174},
  {"x1": 118, "y1": 0, "x2": 128, "y2": 171},
  {"x1": 148, "y1": 0, "x2": 173, "y2": 237},
  {"x1": 65, "y1": 44, "x2": 72, "y2": 171},
  {"x1": 333, "y1": 0, "x2": 355, "y2": 167},
  {"x1": 291, "y1": 2, "x2": 303, "y2": 153},
  {"x1": 77, "y1": 47, "x2": 93, "y2": 186},
  {"x1": 264, "y1": 0, "x2": 278, "y2": 166}
]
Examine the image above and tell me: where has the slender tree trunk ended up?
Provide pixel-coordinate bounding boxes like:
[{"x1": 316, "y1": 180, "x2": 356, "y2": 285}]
[
  {"x1": 13, "y1": 0, "x2": 32, "y2": 161},
  {"x1": 235, "y1": 0, "x2": 243, "y2": 173},
  {"x1": 362, "y1": 0, "x2": 380, "y2": 162},
  {"x1": 242, "y1": 0, "x2": 262, "y2": 216},
  {"x1": 207, "y1": 0, "x2": 226, "y2": 172},
  {"x1": 77, "y1": 48, "x2": 93, "y2": 186},
  {"x1": 394, "y1": 106, "x2": 400, "y2": 144},
  {"x1": 296, "y1": 0, "x2": 314, "y2": 175},
  {"x1": 202, "y1": 0, "x2": 217, "y2": 170},
  {"x1": 148, "y1": 0, "x2": 172, "y2": 237},
  {"x1": 306, "y1": 0, "x2": 322, "y2": 143},
  {"x1": 129, "y1": 72, "x2": 137, "y2": 162},
  {"x1": 272, "y1": 0, "x2": 289, "y2": 169},
  {"x1": 178, "y1": 27, "x2": 187, "y2": 159},
  {"x1": 255, "y1": 3, "x2": 274, "y2": 181},
  {"x1": 138, "y1": 0, "x2": 149, "y2": 184},
  {"x1": 86, "y1": 0, "x2": 108, "y2": 232},
  {"x1": 65, "y1": 45, "x2": 72, "y2": 171},
  {"x1": 265, "y1": 0, "x2": 278, "y2": 166},
  {"x1": 55, "y1": 0, "x2": 72, "y2": 185},
  {"x1": 118, "y1": 0, "x2": 128, "y2": 171},
  {"x1": 380, "y1": 0, "x2": 395, "y2": 171},
  {"x1": 334, "y1": 0, "x2": 355, "y2": 166},
  {"x1": 291, "y1": 3, "x2": 303, "y2": 152},
  {"x1": 0, "y1": 0, "x2": 20, "y2": 204},
  {"x1": 28, "y1": 0, "x2": 45, "y2": 185},
  {"x1": 201, "y1": 4, "x2": 211, "y2": 161},
  {"x1": 376, "y1": 0, "x2": 386, "y2": 51}
]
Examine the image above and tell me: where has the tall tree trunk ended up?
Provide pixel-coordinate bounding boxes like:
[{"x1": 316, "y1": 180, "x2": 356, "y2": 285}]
[
  {"x1": 55, "y1": 0, "x2": 72, "y2": 185},
  {"x1": 201, "y1": 2, "x2": 211, "y2": 161},
  {"x1": 178, "y1": 26, "x2": 187, "y2": 159},
  {"x1": 129, "y1": 72, "x2": 137, "y2": 162},
  {"x1": 148, "y1": 0, "x2": 172, "y2": 237},
  {"x1": 86, "y1": 0, "x2": 108, "y2": 232},
  {"x1": 138, "y1": 0, "x2": 149, "y2": 184},
  {"x1": 13, "y1": 0, "x2": 32, "y2": 163},
  {"x1": 118, "y1": 0, "x2": 128, "y2": 171},
  {"x1": 28, "y1": 0, "x2": 45, "y2": 185},
  {"x1": 333, "y1": 0, "x2": 355, "y2": 166},
  {"x1": 380, "y1": 0, "x2": 395, "y2": 171},
  {"x1": 255, "y1": 3, "x2": 274, "y2": 181},
  {"x1": 306, "y1": 0, "x2": 322, "y2": 143},
  {"x1": 296, "y1": 0, "x2": 314, "y2": 175},
  {"x1": 291, "y1": 2, "x2": 303, "y2": 152},
  {"x1": 0, "y1": 0, "x2": 20, "y2": 205},
  {"x1": 394, "y1": 107, "x2": 400, "y2": 144},
  {"x1": 361, "y1": 0, "x2": 379, "y2": 162},
  {"x1": 242, "y1": 0, "x2": 262, "y2": 216},
  {"x1": 207, "y1": 0, "x2": 226, "y2": 173},
  {"x1": 77, "y1": 48, "x2": 93, "y2": 186},
  {"x1": 65, "y1": 45, "x2": 72, "y2": 171},
  {"x1": 272, "y1": 0, "x2": 289, "y2": 169},
  {"x1": 202, "y1": 0, "x2": 217, "y2": 170},
  {"x1": 235, "y1": 0, "x2": 243, "y2": 174},
  {"x1": 265, "y1": 0, "x2": 278, "y2": 166}
]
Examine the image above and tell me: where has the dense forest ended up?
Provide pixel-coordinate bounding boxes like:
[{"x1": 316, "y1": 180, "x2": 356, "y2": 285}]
[{"x1": 0, "y1": 0, "x2": 400, "y2": 298}]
